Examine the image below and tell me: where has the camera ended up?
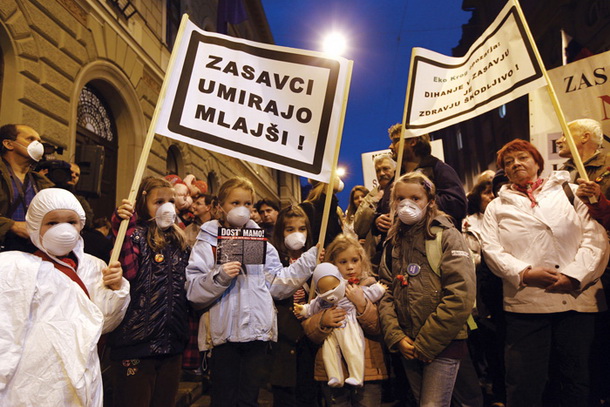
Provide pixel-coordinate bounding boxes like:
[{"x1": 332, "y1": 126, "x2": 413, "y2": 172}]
[{"x1": 34, "y1": 159, "x2": 72, "y2": 186}]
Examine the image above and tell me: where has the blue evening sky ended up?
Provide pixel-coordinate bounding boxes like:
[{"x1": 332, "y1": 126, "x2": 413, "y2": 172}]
[{"x1": 261, "y1": 0, "x2": 472, "y2": 207}]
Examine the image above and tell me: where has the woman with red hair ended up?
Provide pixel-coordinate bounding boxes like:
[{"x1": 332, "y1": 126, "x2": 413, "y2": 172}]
[{"x1": 480, "y1": 139, "x2": 609, "y2": 407}]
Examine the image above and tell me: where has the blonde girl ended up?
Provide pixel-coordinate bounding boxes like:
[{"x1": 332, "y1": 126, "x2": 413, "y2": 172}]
[
  {"x1": 109, "y1": 176, "x2": 190, "y2": 407},
  {"x1": 378, "y1": 172, "x2": 476, "y2": 407},
  {"x1": 302, "y1": 234, "x2": 388, "y2": 406},
  {"x1": 186, "y1": 176, "x2": 319, "y2": 407}
]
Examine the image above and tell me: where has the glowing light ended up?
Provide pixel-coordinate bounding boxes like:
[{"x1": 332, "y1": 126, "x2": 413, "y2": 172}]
[
  {"x1": 322, "y1": 32, "x2": 347, "y2": 57},
  {"x1": 336, "y1": 166, "x2": 346, "y2": 177}
]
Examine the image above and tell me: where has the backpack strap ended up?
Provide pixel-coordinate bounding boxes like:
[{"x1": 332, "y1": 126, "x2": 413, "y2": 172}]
[
  {"x1": 425, "y1": 226, "x2": 443, "y2": 277},
  {"x1": 426, "y1": 225, "x2": 478, "y2": 331},
  {"x1": 562, "y1": 181, "x2": 575, "y2": 207}
]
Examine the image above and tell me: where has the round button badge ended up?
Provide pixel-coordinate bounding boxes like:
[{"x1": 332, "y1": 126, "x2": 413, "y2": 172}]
[{"x1": 406, "y1": 263, "x2": 421, "y2": 277}]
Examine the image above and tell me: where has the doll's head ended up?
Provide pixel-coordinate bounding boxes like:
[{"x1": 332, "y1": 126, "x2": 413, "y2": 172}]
[{"x1": 313, "y1": 263, "x2": 345, "y2": 304}]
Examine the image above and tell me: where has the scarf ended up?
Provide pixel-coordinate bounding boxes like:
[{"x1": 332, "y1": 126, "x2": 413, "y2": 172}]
[{"x1": 512, "y1": 178, "x2": 544, "y2": 208}]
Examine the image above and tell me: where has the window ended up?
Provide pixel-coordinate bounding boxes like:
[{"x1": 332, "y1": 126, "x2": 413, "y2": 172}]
[
  {"x1": 166, "y1": 144, "x2": 182, "y2": 175},
  {"x1": 77, "y1": 85, "x2": 116, "y2": 143}
]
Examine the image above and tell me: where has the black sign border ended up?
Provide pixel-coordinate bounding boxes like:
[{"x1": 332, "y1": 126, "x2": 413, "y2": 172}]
[
  {"x1": 405, "y1": 7, "x2": 544, "y2": 130},
  {"x1": 168, "y1": 31, "x2": 341, "y2": 175}
]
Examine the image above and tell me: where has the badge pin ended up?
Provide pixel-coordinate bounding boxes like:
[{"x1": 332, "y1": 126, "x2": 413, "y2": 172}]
[
  {"x1": 155, "y1": 253, "x2": 164, "y2": 263},
  {"x1": 406, "y1": 263, "x2": 421, "y2": 276}
]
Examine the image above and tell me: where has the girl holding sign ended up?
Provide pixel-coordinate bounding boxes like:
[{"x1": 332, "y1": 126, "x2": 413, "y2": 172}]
[
  {"x1": 109, "y1": 176, "x2": 191, "y2": 407},
  {"x1": 185, "y1": 176, "x2": 319, "y2": 406}
]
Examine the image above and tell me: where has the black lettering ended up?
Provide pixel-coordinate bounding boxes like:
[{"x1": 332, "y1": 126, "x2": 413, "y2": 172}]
[
  {"x1": 296, "y1": 108, "x2": 312, "y2": 124},
  {"x1": 218, "y1": 83, "x2": 236, "y2": 102},
  {"x1": 263, "y1": 100, "x2": 279, "y2": 115},
  {"x1": 564, "y1": 75, "x2": 577, "y2": 93},
  {"x1": 232, "y1": 117, "x2": 248, "y2": 133},
  {"x1": 248, "y1": 93, "x2": 263, "y2": 110},
  {"x1": 242, "y1": 65, "x2": 255, "y2": 80},
  {"x1": 256, "y1": 71, "x2": 271, "y2": 86},
  {"x1": 198, "y1": 79, "x2": 215, "y2": 94},
  {"x1": 222, "y1": 61, "x2": 239, "y2": 76},
  {"x1": 195, "y1": 105, "x2": 215, "y2": 121},
  {"x1": 205, "y1": 55, "x2": 223, "y2": 70},
  {"x1": 289, "y1": 77, "x2": 305, "y2": 93},
  {"x1": 593, "y1": 67, "x2": 607, "y2": 85},
  {"x1": 273, "y1": 73, "x2": 289, "y2": 90}
]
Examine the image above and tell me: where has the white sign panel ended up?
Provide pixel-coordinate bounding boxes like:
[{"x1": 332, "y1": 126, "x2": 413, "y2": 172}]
[
  {"x1": 404, "y1": 0, "x2": 546, "y2": 137},
  {"x1": 155, "y1": 20, "x2": 351, "y2": 182},
  {"x1": 530, "y1": 49, "x2": 610, "y2": 176},
  {"x1": 360, "y1": 140, "x2": 444, "y2": 190}
]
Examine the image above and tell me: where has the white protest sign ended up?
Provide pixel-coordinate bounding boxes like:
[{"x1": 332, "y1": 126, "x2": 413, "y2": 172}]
[
  {"x1": 360, "y1": 140, "x2": 444, "y2": 190},
  {"x1": 403, "y1": 0, "x2": 546, "y2": 137},
  {"x1": 530, "y1": 49, "x2": 610, "y2": 176},
  {"x1": 155, "y1": 19, "x2": 351, "y2": 183}
]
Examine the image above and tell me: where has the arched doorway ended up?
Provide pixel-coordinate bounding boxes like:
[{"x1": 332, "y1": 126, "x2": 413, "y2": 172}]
[{"x1": 76, "y1": 84, "x2": 118, "y2": 218}]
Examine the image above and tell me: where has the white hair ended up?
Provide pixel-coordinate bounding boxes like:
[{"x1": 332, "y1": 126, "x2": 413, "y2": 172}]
[
  {"x1": 569, "y1": 119, "x2": 603, "y2": 148},
  {"x1": 374, "y1": 153, "x2": 396, "y2": 168}
]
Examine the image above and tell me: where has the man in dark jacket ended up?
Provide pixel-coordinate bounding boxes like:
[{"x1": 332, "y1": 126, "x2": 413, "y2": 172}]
[
  {"x1": 373, "y1": 123, "x2": 467, "y2": 240},
  {"x1": 0, "y1": 124, "x2": 53, "y2": 251}
]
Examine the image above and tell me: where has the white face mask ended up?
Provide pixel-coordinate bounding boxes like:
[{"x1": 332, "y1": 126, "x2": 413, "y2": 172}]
[
  {"x1": 397, "y1": 198, "x2": 426, "y2": 225},
  {"x1": 284, "y1": 232, "x2": 307, "y2": 251},
  {"x1": 18, "y1": 140, "x2": 44, "y2": 162},
  {"x1": 155, "y1": 202, "x2": 176, "y2": 230},
  {"x1": 318, "y1": 279, "x2": 346, "y2": 304},
  {"x1": 226, "y1": 206, "x2": 251, "y2": 228},
  {"x1": 42, "y1": 222, "x2": 80, "y2": 256}
]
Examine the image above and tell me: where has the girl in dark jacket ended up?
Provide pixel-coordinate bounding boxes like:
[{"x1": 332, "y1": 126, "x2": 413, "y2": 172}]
[
  {"x1": 378, "y1": 172, "x2": 476, "y2": 407},
  {"x1": 269, "y1": 205, "x2": 320, "y2": 406},
  {"x1": 109, "y1": 176, "x2": 190, "y2": 407}
]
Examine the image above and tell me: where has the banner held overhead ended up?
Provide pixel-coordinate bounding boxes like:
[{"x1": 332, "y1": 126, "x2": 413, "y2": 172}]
[
  {"x1": 403, "y1": 0, "x2": 547, "y2": 138},
  {"x1": 155, "y1": 20, "x2": 351, "y2": 183}
]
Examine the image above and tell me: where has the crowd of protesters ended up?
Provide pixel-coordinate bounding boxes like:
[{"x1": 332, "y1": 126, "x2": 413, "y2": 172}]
[{"x1": 0, "y1": 118, "x2": 609, "y2": 407}]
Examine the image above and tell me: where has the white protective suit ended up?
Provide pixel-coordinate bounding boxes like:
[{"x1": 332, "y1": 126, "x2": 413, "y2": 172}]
[{"x1": 0, "y1": 188, "x2": 130, "y2": 406}]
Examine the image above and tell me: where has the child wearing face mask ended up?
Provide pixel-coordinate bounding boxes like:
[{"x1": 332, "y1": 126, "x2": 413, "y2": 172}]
[
  {"x1": 0, "y1": 188, "x2": 129, "y2": 406},
  {"x1": 186, "y1": 177, "x2": 319, "y2": 407},
  {"x1": 268, "y1": 205, "x2": 321, "y2": 405},
  {"x1": 378, "y1": 172, "x2": 476, "y2": 407},
  {"x1": 300, "y1": 234, "x2": 388, "y2": 406},
  {"x1": 109, "y1": 176, "x2": 190, "y2": 407}
]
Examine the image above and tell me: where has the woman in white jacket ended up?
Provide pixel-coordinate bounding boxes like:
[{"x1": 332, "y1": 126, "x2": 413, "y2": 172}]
[
  {"x1": 0, "y1": 188, "x2": 130, "y2": 406},
  {"x1": 481, "y1": 140, "x2": 609, "y2": 407}
]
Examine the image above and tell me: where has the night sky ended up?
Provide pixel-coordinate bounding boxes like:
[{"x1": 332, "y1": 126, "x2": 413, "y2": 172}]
[{"x1": 260, "y1": 0, "x2": 472, "y2": 207}]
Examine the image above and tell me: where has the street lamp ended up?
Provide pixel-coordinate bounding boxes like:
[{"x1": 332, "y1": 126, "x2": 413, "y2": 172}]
[
  {"x1": 336, "y1": 166, "x2": 346, "y2": 177},
  {"x1": 322, "y1": 32, "x2": 347, "y2": 57}
]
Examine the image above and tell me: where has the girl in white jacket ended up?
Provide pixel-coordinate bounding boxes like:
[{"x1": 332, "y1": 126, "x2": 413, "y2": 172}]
[{"x1": 186, "y1": 176, "x2": 318, "y2": 406}]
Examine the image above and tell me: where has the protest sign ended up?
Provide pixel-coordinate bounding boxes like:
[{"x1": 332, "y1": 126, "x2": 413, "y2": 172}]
[
  {"x1": 403, "y1": 0, "x2": 546, "y2": 137},
  {"x1": 217, "y1": 227, "x2": 267, "y2": 265},
  {"x1": 154, "y1": 19, "x2": 351, "y2": 183},
  {"x1": 530, "y1": 49, "x2": 610, "y2": 175}
]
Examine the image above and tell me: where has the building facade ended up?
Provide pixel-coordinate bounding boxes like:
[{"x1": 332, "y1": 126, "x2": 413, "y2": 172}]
[{"x1": 0, "y1": 0, "x2": 301, "y2": 219}]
